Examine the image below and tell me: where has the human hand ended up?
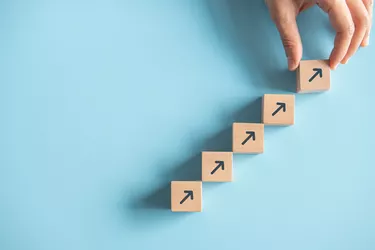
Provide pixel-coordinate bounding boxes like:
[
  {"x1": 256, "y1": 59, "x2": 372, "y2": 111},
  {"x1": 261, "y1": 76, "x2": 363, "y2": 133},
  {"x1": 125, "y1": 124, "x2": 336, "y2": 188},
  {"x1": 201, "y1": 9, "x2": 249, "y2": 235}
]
[{"x1": 265, "y1": 0, "x2": 373, "y2": 70}]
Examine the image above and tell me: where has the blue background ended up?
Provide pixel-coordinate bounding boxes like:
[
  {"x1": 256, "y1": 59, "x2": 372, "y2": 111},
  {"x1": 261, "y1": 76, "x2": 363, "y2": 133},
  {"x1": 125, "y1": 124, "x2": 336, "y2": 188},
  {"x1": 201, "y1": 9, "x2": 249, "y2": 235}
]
[{"x1": 1, "y1": 1, "x2": 374, "y2": 250}]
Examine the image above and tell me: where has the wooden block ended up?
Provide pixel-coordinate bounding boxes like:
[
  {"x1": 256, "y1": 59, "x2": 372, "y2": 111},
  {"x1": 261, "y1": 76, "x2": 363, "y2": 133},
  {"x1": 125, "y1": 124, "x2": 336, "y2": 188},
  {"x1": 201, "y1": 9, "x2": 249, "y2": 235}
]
[
  {"x1": 202, "y1": 152, "x2": 233, "y2": 182},
  {"x1": 297, "y1": 60, "x2": 330, "y2": 93},
  {"x1": 171, "y1": 181, "x2": 202, "y2": 212},
  {"x1": 262, "y1": 94, "x2": 295, "y2": 125},
  {"x1": 232, "y1": 123, "x2": 264, "y2": 153}
]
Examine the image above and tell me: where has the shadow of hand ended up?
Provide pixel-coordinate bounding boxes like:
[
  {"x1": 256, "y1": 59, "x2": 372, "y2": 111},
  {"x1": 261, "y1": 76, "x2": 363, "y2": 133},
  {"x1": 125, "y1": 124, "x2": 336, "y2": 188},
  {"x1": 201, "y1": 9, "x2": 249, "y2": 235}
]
[{"x1": 204, "y1": 0, "x2": 296, "y2": 92}]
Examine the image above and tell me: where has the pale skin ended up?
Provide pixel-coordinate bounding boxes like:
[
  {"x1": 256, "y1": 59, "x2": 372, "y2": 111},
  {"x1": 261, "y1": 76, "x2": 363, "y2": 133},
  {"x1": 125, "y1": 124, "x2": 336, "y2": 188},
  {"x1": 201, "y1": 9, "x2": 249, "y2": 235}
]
[{"x1": 265, "y1": 0, "x2": 373, "y2": 70}]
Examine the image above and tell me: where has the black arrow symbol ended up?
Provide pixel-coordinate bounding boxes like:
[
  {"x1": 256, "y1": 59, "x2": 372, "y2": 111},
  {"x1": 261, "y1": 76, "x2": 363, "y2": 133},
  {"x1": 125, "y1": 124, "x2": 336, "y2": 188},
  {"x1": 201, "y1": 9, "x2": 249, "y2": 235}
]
[
  {"x1": 180, "y1": 190, "x2": 194, "y2": 204},
  {"x1": 272, "y1": 102, "x2": 286, "y2": 116},
  {"x1": 308, "y1": 68, "x2": 323, "y2": 82},
  {"x1": 241, "y1": 131, "x2": 255, "y2": 145},
  {"x1": 211, "y1": 161, "x2": 224, "y2": 175}
]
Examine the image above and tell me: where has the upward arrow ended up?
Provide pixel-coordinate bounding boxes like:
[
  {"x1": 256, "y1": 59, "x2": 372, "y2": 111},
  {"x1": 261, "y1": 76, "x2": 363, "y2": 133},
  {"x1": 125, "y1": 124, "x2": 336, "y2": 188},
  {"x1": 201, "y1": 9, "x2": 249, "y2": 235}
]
[
  {"x1": 272, "y1": 102, "x2": 286, "y2": 116},
  {"x1": 242, "y1": 131, "x2": 255, "y2": 145},
  {"x1": 308, "y1": 68, "x2": 323, "y2": 82},
  {"x1": 211, "y1": 161, "x2": 224, "y2": 175},
  {"x1": 180, "y1": 190, "x2": 194, "y2": 204}
]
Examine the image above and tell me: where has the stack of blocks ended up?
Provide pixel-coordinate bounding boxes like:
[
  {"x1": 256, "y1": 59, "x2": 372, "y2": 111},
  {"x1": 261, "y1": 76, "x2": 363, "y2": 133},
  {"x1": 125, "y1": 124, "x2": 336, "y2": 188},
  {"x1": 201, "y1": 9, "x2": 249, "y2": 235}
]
[{"x1": 171, "y1": 60, "x2": 330, "y2": 212}]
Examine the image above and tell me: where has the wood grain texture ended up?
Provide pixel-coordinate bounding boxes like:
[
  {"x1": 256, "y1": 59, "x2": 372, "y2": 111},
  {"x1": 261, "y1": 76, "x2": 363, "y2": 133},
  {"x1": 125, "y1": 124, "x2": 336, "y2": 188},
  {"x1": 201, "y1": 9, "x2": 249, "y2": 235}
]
[
  {"x1": 232, "y1": 123, "x2": 264, "y2": 153},
  {"x1": 297, "y1": 60, "x2": 330, "y2": 93},
  {"x1": 202, "y1": 152, "x2": 233, "y2": 182},
  {"x1": 262, "y1": 94, "x2": 295, "y2": 125},
  {"x1": 171, "y1": 181, "x2": 202, "y2": 212}
]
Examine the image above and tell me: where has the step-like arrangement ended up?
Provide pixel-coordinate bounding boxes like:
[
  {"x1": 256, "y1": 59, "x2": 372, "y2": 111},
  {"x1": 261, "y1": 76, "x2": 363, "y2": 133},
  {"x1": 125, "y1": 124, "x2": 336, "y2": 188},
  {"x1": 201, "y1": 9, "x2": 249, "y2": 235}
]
[{"x1": 171, "y1": 60, "x2": 330, "y2": 212}]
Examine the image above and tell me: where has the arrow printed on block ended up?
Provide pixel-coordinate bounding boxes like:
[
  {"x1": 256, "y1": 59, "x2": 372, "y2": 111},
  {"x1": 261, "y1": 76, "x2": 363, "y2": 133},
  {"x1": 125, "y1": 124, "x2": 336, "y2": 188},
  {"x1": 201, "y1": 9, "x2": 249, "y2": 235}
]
[
  {"x1": 241, "y1": 131, "x2": 255, "y2": 145},
  {"x1": 211, "y1": 161, "x2": 224, "y2": 175},
  {"x1": 308, "y1": 68, "x2": 323, "y2": 82},
  {"x1": 180, "y1": 190, "x2": 194, "y2": 204},
  {"x1": 272, "y1": 102, "x2": 286, "y2": 116}
]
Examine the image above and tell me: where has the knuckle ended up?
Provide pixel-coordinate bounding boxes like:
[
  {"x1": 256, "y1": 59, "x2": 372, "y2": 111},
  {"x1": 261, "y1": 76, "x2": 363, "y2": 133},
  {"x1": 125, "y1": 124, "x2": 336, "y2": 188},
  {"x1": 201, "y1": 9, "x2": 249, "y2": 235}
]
[
  {"x1": 329, "y1": 0, "x2": 340, "y2": 7},
  {"x1": 274, "y1": 13, "x2": 292, "y2": 26},
  {"x1": 281, "y1": 37, "x2": 298, "y2": 49},
  {"x1": 317, "y1": 0, "x2": 339, "y2": 13},
  {"x1": 357, "y1": 15, "x2": 370, "y2": 30},
  {"x1": 346, "y1": 22, "x2": 355, "y2": 37},
  {"x1": 363, "y1": 0, "x2": 374, "y2": 7}
]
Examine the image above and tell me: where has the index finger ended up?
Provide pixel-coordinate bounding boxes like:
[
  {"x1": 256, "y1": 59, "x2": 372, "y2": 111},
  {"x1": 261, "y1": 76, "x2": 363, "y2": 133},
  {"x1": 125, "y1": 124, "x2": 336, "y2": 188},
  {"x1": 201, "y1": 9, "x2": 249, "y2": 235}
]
[{"x1": 317, "y1": 0, "x2": 355, "y2": 69}]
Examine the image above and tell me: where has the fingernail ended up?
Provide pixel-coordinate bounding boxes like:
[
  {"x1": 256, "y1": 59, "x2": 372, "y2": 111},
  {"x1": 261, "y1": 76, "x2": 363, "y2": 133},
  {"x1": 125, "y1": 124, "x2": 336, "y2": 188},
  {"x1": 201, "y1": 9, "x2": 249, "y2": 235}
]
[
  {"x1": 288, "y1": 58, "x2": 295, "y2": 71},
  {"x1": 363, "y1": 36, "x2": 370, "y2": 47},
  {"x1": 341, "y1": 58, "x2": 349, "y2": 64}
]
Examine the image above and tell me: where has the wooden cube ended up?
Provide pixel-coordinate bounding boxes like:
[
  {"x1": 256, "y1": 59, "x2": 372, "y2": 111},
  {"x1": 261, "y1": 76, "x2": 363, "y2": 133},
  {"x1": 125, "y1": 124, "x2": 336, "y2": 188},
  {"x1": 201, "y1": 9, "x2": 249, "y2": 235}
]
[
  {"x1": 171, "y1": 181, "x2": 202, "y2": 212},
  {"x1": 262, "y1": 94, "x2": 295, "y2": 125},
  {"x1": 232, "y1": 123, "x2": 264, "y2": 153},
  {"x1": 202, "y1": 152, "x2": 233, "y2": 182},
  {"x1": 297, "y1": 60, "x2": 330, "y2": 93}
]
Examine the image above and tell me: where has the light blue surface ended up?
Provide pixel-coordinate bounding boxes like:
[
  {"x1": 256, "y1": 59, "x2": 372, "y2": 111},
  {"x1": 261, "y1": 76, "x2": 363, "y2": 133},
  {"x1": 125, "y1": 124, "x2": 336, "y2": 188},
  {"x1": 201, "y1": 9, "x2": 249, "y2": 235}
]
[{"x1": 1, "y1": 1, "x2": 375, "y2": 250}]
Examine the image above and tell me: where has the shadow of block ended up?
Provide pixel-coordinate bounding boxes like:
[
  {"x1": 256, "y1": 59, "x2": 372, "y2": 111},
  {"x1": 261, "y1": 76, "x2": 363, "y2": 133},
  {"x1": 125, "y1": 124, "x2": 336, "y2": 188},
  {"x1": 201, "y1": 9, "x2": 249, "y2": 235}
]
[
  {"x1": 135, "y1": 184, "x2": 171, "y2": 210},
  {"x1": 127, "y1": 99, "x2": 265, "y2": 216},
  {"x1": 124, "y1": 1, "x2": 331, "y2": 227}
]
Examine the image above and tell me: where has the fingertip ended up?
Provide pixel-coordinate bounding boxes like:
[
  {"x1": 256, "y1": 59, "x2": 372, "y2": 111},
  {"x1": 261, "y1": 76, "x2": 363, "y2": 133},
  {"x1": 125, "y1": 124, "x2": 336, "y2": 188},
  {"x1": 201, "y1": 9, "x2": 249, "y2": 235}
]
[
  {"x1": 329, "y1": 60, "x2": 338, "y2": 70},
  {"x1": 329, "y1": 54, "x2": 337, "y2": 70},
  {"x1": 329, "y1": 48, "x2": 342, "y2": 70},
  {"x1": 361, "y1": 36, "x2": 370, "y2": 47},
  {"x1": 341, "y1": 57, "x2": 349, "y2": 64},
  {"x1": 287, "y1": 58, "x2": 299, "y2": 71},
  {"x1": 288, "y1": 65, "x2": 299, "y2": 71}
]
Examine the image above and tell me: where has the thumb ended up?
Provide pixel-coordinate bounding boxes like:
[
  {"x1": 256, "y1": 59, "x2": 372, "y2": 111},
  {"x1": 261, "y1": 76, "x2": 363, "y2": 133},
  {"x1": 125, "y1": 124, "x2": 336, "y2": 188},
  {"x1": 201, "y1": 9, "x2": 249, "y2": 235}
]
[{"x1": 267, "y1": 3, "x2": 302, "y2": 71}]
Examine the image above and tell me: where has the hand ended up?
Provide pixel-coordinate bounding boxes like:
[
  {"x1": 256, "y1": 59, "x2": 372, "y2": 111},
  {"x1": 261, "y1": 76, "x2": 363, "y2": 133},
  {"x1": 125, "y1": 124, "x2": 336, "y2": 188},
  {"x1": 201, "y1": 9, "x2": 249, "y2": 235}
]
[{"x1": 265, "y1": 0, "x2": 373, "y2": 70}]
